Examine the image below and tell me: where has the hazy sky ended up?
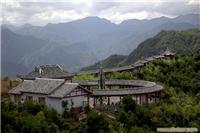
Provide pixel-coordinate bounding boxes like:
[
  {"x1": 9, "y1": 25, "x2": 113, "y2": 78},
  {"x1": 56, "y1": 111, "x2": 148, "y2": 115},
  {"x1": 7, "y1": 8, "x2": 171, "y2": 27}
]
[{"x1": 1, "y1": 0, "x2": 199, "y2": 26}]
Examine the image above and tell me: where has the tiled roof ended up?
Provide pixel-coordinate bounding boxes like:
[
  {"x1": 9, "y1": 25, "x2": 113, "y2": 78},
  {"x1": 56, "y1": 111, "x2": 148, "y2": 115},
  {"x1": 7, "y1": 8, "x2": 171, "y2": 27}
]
[
  {"x1": 49, "y1": 83, "x2": 92, "y2": 98},
  {"x1": 78, "y1": 52, "x2": 176, "y2": 75},
  {"x1": 134, "y1": 59, "x2": 149, "y2": 65},
  {"x1": 73, "y1": 80, "x2": 98, "y2": 86},
  {"x1": 162, "y1": 48, "x2": 176, "y2": 56},
  {"x1": 104, "y1": 65, "x2": 135, "y2": 72},
  {"x1": 73, "y1": 80, "x2": 155, "y2": 87},
  {"x1": 106, "y1": 80, "x2": 155, "y2": 87},
  {"x1": 18, "y1": 64, "x2": 74, "y2": 79},
  {"x1": 22, "y1": 78, "x2": 65, "y2": 94},
  {"x1": 8, "y1": 80, "x2": 34, "y2": 94},
  {"x1": 78, "y1": 59, "x2": 151, "y2": 75},
  {"x1": 152, "y1": 55, "x2": 165, "y2": 59},
  {"x1": 79, "y1": 65, "x2": 138, "y2": 75},
  {"x1": 145, "y1": 57, "x2": 155, "y2": 62},
  {"x1": 9, "y1": 78, "x2": 65, "y2": 95},
  {"x1": 49, "y1": 83, "x2": 79, "y2": 98},
  {"x1": 9, "y1": 79, "x2": 163, "y2": 97},
  {"x1": 9, "y1": 78, "x2": 91, "y2": 98},
  {"x1": 73, "y1": 80, "x2": 163, "y2": 96},
  {"x1": 92, "y1": 85, "x2": 163, "y2": 96}
]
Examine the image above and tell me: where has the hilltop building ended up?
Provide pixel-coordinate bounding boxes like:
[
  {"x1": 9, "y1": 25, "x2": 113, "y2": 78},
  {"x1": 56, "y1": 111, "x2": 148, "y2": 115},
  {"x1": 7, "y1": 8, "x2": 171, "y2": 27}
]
[
  {"x1": 161, "y1": 47, "x2": 176, "y2": 57},
  {"x1": 9, "y1": 64, "x2": 164, "y2": 113},
  {"x1": 17, "y1": 64, "x2": 74, "y2": 81}
]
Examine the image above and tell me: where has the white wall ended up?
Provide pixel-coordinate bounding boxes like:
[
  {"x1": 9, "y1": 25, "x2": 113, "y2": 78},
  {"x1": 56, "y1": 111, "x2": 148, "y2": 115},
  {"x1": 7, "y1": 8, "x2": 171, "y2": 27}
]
[
  {"x1": 10, "y1": 93, "x2": 88, "y2": 114},
  {"x1": 62, "y1": 95, "x2": 88, "y2": 112},
  {"x1": 47, "y1": 98, "x2": 62, "y2": 113},
  {"x1": 10, "y1": 93, "x2": 63, "y2": 113},
  {"x1": 21, "y1": 93, "x2": 47, "y2": 102}
]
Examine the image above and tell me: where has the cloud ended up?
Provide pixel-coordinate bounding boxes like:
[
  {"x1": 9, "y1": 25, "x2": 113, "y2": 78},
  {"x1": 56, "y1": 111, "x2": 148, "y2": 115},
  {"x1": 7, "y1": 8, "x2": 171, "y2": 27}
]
[
  {"x1": 31, "y1": 10, "x2": 90, "y2": 25},
  {"x1": 1, "y1": 0, "x2": 199, "y2": 26},
  {"x1": 99, "y1": 11, "x2": 175, "y2": 23},
  {"x1": 188, "y1": 0, "x2": 200, "y2": 5}
]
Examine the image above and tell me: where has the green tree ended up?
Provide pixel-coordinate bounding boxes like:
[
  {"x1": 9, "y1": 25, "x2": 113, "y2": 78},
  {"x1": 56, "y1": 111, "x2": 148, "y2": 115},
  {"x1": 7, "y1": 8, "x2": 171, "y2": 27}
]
[
  {"x1": 86, "y1": 110, "x2": 110, "y2": 133},
  {"x1": 122, "y1": 95, "x2": 137, "y2": 112}
]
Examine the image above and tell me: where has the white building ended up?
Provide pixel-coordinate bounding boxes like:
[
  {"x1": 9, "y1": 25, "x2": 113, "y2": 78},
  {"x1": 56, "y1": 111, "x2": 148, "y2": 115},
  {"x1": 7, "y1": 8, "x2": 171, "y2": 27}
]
[{"x1": 8, "y1": 78, "x2": 91, "y2": 113}]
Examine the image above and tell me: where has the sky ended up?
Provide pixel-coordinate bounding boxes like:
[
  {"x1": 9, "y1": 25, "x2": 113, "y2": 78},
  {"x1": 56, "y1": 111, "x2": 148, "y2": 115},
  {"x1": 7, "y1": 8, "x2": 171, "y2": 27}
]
[{"x1": 1, "y1": 0, "x2": 199, "y2": 26}]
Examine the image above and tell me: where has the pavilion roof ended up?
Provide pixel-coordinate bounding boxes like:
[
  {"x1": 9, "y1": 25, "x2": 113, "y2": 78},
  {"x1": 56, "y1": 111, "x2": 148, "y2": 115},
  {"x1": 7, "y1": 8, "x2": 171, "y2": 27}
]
[
  {"x1": 78, "y1": 50, "x2": 175, "y2": 75},
  {"x1": 161, "y1": 48, "x2": 176, "y2": 56},
  {"x1": 104, "y1": 65, "x2": 136, "y2": 73},
  {"x1": 17, "y1": 64, "x2": 74, "y2": 80},
  {"x1": 49, "y1": 83, "x2": 79, "y2": 98},
  {"x1": 92, "y1": 85, "x2": 163, "y2": 96},
  {"x1": 9, "y1": 78, "x2": 164, "y2": 97},
  {"x1": 152, "y1": 55, "x2": 165, "y2": 59},
  {"x1": 8, "y1": 80, "x2": 34, "y2": 95},
  {"x1": 73, "y1": 80, "x2": 156, "y2": 87}
]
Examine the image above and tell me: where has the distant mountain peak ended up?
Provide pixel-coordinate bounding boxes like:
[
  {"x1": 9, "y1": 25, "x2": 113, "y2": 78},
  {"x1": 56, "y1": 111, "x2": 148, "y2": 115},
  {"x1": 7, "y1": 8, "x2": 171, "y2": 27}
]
[
  {"x1": 3, "y1": 14, "x2": 199, "y2": 76},
  {"x1": 75, "y1": 16, "x2": 114, "y2": 24},
  {"x1": 83, "y1": 16, "x2": 102, "y2": 19},
  {"x1": 21, "y1": 23, "x2": 33, "y2": 28}
]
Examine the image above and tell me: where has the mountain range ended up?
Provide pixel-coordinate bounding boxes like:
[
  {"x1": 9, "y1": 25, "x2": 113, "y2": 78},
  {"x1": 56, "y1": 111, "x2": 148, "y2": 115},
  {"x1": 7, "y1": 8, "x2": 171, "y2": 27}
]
[
  {"x1": 82, "y1": 28, "x2": 200, "y2": 71},
  {"x1": 1, "y1": 14, "x2": 200, "y2": 77}
]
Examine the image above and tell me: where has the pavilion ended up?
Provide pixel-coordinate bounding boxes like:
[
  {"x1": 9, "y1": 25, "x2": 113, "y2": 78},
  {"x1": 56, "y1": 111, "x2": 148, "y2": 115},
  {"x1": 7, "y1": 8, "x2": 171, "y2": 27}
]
[{"x1": 17, "y1": 64, "x2": 74, "y2": 81}]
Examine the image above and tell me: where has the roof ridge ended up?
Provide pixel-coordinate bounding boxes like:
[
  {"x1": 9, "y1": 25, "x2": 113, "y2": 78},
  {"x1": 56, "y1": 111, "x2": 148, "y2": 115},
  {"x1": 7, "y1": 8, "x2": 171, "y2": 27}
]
[
  {"x1": 39, "y1": 64, "x2": 59, "y2": 68},
  {"x1": 62, "y1": 83, "x2": 79, "y2": 97},
  {"x1": 35, "y1": 78, "x2": 65, "y2": 81},
  {"x1": 47, "y1": 80, "x2": 66, "y2": 95},
  {"x1": 56, "y1": 64, "x2": 63, "y2": 71},
  {"x1": 64, "y1": 82, "x2": 79, "y2": 85},
  {"x1": 24, "y1": 80, "x2": 34, "y2": 82}
]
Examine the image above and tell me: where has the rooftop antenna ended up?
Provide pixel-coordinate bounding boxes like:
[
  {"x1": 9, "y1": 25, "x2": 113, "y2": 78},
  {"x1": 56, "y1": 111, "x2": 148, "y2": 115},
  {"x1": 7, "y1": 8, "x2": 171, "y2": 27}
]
[{"x1": 98, "y1": 62, "x2": 105, "y2": 90}]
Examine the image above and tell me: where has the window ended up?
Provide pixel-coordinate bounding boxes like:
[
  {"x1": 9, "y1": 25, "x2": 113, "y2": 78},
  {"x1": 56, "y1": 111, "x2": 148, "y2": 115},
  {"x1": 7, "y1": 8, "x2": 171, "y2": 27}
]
[
  {"x1": 39, "y1": 97, "x2": 45, "y2": 104},
  {"x1": 26, "y1": 96, "x2": 33, "y2": 101},
  {"x1": 14, "y1": 95, "x2": 20, "y2": 102}
]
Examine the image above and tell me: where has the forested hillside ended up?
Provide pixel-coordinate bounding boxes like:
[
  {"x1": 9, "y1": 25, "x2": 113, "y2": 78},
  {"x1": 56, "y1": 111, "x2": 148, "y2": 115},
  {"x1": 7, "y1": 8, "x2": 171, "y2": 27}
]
[
  {"x1": 81, "y1": 55, "x2": 127, "y2": 71},
  {"x1": 82, "y1": 29, "x2": 200, "y2": 70},
  {"x1": 138, "y1": 51, "x2": 200, "y2": 94},
  {"x1": 125, "y1": 28, "x2": 200, "y2": 64}
]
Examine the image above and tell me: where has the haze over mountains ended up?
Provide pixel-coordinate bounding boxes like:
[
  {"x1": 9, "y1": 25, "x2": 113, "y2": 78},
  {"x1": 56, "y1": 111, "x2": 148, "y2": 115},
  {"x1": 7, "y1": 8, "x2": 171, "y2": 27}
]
[
  {"x1": 1, "y1": 14, "x2": 200, "y2": 77},
  {"x1": 82, "y1": 29, "x2": 200, "y2": 71}
]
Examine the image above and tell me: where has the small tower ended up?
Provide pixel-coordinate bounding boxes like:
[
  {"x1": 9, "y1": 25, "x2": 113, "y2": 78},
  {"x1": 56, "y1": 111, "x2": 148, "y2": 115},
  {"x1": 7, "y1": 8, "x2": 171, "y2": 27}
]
[{"x1": 98, "y1": 65, "x2": 105, "y2": 90}]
